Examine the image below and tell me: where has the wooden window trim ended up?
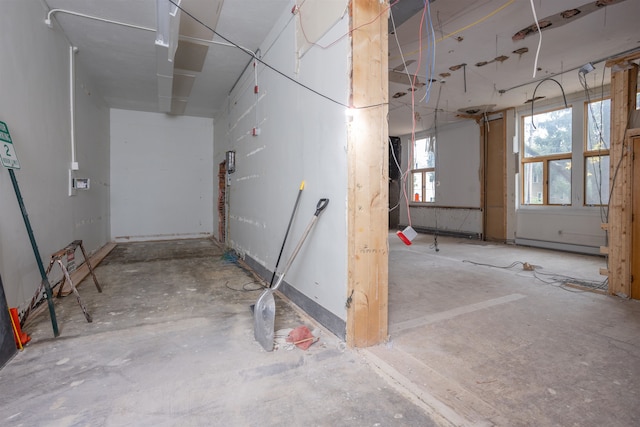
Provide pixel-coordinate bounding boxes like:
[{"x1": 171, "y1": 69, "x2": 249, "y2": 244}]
[
  {"x1": 583, "y1": 153, "x2": 610, "y2": 207},
  {"x1": 410, "y1": 135, "x2": 436, "y2": 204},
  {"x1": 521, "y1": 155, "x2": 572, "y2": 206},
  {"x1": 410, "y1": 168, "x2": 435, "y2": 204},
  {"x1": 520, "y1": 107, "x2": 573, "y2": 206}
]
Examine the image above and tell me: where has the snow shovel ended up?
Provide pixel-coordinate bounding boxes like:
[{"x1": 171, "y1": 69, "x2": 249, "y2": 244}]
[{"x1": 254, "y1": 198, "x2": 329, "y2": 351}]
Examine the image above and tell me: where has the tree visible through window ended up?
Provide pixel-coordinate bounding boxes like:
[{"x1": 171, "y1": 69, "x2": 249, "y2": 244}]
[
  {"x1": 411, "y1": 136, "x2": 436, "y2": 203},
  {"x1": 522, "y1": 107, "x2": 572, "y2": 205},
  {"x1": 584, "y1": 98, "x2": 610, "y2": 206}
]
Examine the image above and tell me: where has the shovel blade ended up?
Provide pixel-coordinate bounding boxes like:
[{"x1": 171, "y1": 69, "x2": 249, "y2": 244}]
[{"x1": 253, "y1": 290, "x2": 276, "y2": 351}]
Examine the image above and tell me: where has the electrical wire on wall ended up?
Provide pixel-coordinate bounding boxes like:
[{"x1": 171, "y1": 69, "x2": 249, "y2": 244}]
[
  {"x1": 578, "y1": 65, "x2": 609, "y2": 224},
  {"x1": 603, "y1": 122, "x2": 632, "y2": 290},
  {"x1": 577, "y1": 60, "x2": 638, "y2": 289},
  {"x1": 167, "y1": 0, "x2": 387, "y2": 111},
  {"x1": 389, "y1": 0, "x2": 516, "y2": 63},
  {"x1": 294, "y1": 0, "x2": 401, "y2": 51},
  {"x1": 252, "y1": 49, "x2": 262, "y2": 136}
]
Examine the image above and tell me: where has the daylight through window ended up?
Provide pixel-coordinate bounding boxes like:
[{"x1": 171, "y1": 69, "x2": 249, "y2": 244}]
[
  {"x1": 584, "y1": 98, "x2": 610, "y2": 206},
  {"x1": 522, "y1": 107, "x2": 572, "y2": 205},
  {"x1": 411, "y1": 136, "x2": 436, "y2": 203}
]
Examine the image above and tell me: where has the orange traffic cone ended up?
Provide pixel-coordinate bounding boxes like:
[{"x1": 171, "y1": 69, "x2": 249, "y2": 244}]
[{"x1": 9, "y1": 308, "x2": 30, "y2": 348}]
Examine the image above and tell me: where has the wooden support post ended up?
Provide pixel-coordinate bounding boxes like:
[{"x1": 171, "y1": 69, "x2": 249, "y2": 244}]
[
  {"x1": 605, "y1": 56, "x2": 638, "y2": 297},
  {"x1": 346, "y1": 0, "x2": 389, "y2": 347}
]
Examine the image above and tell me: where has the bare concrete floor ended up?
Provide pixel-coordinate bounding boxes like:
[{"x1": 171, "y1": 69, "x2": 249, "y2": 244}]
[
  {"x1": 3, "y1": 236, "x2": 639, "y2": 426},
  {"x1": 0, "y1": 239, "x2": 435, "y2": 427},
  {"x1": 367, "y1": 232, "x2": 640, "y2": 426}
]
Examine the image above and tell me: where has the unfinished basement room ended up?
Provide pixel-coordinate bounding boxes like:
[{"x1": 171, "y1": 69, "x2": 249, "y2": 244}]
[{"x1": 1, "y1": 0, "x2": 639, "y2": 425}]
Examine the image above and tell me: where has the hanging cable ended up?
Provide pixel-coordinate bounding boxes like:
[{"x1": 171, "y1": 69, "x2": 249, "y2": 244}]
[
  {"x1": 404, "y1": 1, "x2": 430, "y2": 228},
  {"x1": 431, "y1": 83, "x2": 443, "y2": 252},
  {"x1": 422, "y1": 0, "x2": 437, "y2": 105},
  {"x1": 389, "y1": 6, "x2": 414, "y2": 224},
  {"x1": 168, "y1": 0, "x2": 383, "y2": 110},
  {"x1": 529, "y1": 78, "x2": 568, "y2": 129},
  {"x1": 295, "y1": 0, "x2": 401, "y2": 51},
  {"x1": 528, "y1": 0, "x2": 542, "y2": 78},
  {"x1": 391, "y1": 0, "x2": 516, "y2": 61}
]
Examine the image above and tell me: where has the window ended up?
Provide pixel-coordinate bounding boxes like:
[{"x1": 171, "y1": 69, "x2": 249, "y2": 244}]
[
  {"x1": 522, "y1": 107, "x2": 572, "y2": 205},
  {"x1": 411, "y1": 136, "x2": 436, "y2": 202},
  {"x1": 523, "y1": 162, "x2": 543, "y2": 204},
  {"x1": 584, "y1": 98, "x2": 610, "y2": 206}
]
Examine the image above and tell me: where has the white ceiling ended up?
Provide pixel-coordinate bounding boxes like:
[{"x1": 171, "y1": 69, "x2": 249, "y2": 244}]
[
  {"x1": 41, "y1": 0, "x2": 640, "y2": 135},
  {"x1": 43, "y1": 0, "x2": 291, "y2": 117},
  {"x1": 389, "y1": 0, "x2": 640, "y2": 135}
]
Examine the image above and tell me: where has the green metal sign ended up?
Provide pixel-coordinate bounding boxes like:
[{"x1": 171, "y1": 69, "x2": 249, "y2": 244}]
[{"x1": 0, "y1": 120, "x2": 20, "y2": 169}]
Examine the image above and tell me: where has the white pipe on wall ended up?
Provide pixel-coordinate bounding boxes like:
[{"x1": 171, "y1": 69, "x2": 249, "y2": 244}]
[{"x1": 69, "y1": 45, "x2": 78, "y2": 170}]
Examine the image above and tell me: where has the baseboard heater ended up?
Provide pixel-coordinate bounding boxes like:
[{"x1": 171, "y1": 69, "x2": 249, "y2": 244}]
[{"x1": 514, "y1": 237, "x2": 601, "y2": 256}]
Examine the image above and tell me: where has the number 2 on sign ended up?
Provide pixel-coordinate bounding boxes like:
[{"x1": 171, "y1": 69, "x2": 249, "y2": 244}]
[{"x1": 4, "y1": 144, "x2": 10, "y2": 156}]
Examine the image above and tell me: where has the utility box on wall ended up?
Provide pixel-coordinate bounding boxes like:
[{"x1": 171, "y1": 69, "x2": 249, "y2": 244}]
[
  {"x1": 226, "y1": 150, "x2": 235, "y2": 173},
  {"x1": 73, "y1": 178, "x2": 90, "y2": 190}
]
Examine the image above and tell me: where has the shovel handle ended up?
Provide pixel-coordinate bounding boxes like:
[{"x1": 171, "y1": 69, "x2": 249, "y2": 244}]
[{"x1": 315, "y1": 198, "x2": 329, "y2": 216}]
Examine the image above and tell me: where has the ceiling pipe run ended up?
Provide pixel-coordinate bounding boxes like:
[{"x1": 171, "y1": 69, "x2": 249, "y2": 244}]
[
  {"x1": 44, "y1": 9, "x2": 246, "y2": 51},
  {"x1": 45, "y1": 9, "x2": 155, "y2": 32},
  {"x1": 498, "y1": 46, "x2": 640, "y2": 94},
  {"x1": 43, "y1": 4, "x2": 260, "y2": 115}
]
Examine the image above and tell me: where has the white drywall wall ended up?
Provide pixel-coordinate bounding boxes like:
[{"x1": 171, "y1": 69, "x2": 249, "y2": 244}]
[
  {"x1": 516, "y1": 208, "x2": 604, "y2": 251},
  {"x1": 398, "y1": 120, "x2": 482, "y2": 235},
  {"x1": 110, "y1": 110, "x2": 213, "y2": 241},
  {"x1": 0, "y1": 1, "x2": 111, "y2": 310},
  {"x1": 214, "y1": 4, "x2": 349, "y2": 324}
]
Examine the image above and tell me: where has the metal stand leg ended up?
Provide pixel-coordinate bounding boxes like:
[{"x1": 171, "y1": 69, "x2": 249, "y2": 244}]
[{"x1": 56, "y1": 260, "x2": 92, "y2": 323}]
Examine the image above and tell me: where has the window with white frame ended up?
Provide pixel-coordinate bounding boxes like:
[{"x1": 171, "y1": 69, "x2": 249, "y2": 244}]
[
  {"x1": 411, "y1": 136, "x2": 436, "y2": 203},
  {"x1": 522, "y1": 107, "x2": 572, "y2": 205},
  {"x1": 584, "y1": 98, "x2": 610, "y2": 206}
]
